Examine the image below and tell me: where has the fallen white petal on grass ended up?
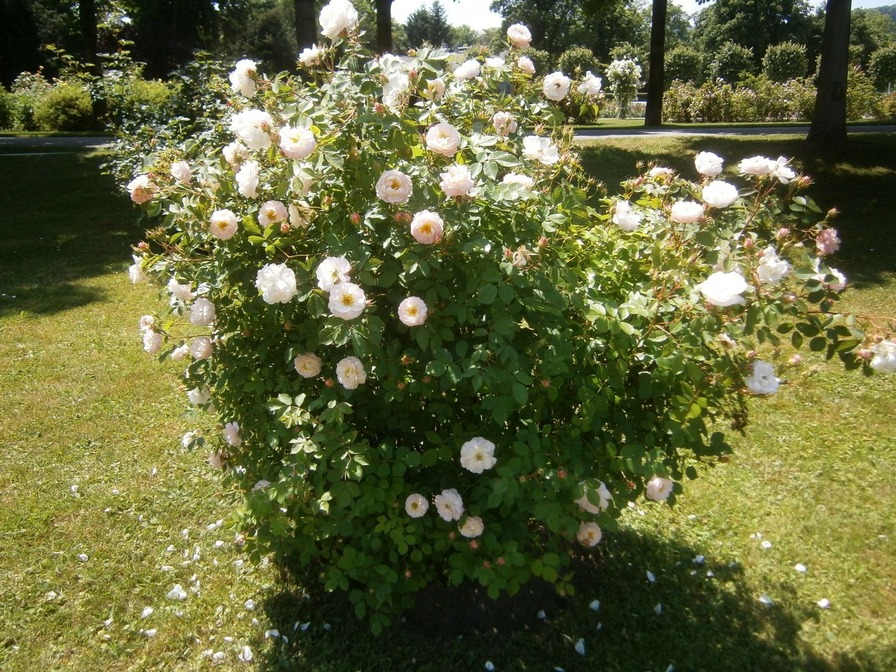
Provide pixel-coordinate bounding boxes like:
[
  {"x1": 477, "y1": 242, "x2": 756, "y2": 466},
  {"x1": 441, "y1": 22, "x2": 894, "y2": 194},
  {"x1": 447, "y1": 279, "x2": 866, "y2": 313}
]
[
  {"x1": 574, "y1": 638, "x2": 586, "y2": 655},
  {"x1": 589, "y1": 599, "x2": 600, "y2": 611},
  {"x1": 212, "y1": 651, "x2": 225, "y2": 662},
  {"x1": 167, "y1": 584, "x2": 188, "y2": 601},
  {"x1": 160, "y1": 565, "x2": 174, "y2": 572},
  {"x1": 141, "y1": 606, "x2": 154, "y2": 619},
  {"x1": 44, "y1": 591, "x2": 58, "y2": 602},
  {"x1": 758, "y1": 594, "x2": 774, "y2": 606},
  {"x1": 654, "y1": 603, "x2": 663, "y2": 615},
  {"x1": 264, "y1": 629, "x2": 280, "y2": 639},
  {"x1": 485, "y1": 662, "x2": 496, "y2": 671},
  {"x1": 78, "y1": 554, "x2": 88, "y2": 562},
  {"x1": 142, "y1": 628, "x2": 158, "y2": 637},
  {"x1": 238, "y1": 646, "x2": 253, "y2": 662},
  {"x1": 693, "y1": 555, "x2": 705, "y2": 565},
  {"x1": 244, "y1": 599, "x2": 256, "y2": 610},
  {"x1": 761, "y1": 540, "x2": 773, "y2": 549},
  {"x1": 70, "y1": 485, "x2": 79, "y2": 494},
  {"x1": 646, "y1": 570, "x2": 656, "y2": 583},
  {"x1": 537, "y1": 609, "x2": 546, "y2": 620},
  {"x1": 817, "y1": 598, "x2": 831, "y2": 609},
  {"x1": 795, "y1": 563, "x2": 808, "y2": 573}
]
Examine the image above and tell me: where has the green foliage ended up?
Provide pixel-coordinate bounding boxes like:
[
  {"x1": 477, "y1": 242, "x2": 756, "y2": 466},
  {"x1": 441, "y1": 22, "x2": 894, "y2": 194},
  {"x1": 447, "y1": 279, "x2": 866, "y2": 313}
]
[
  {"x1": 665, "y1": 45, "x2": 705, "y2": 87},
  {"x1": 713, "y1": 41, "x2": 756, "y2": 84},
  {"x1": 847, "y1": 68, "x2": 881, "y2": 120},
  {"x1": 557, "y1": 46, "x2": 599, "y2": 78},
  {"x1": 762, "y1": 41, "x2": 808, "y2": 83},
  {"x1": 0, "y1": 85, "x2": 14, "y2": 130},
  {"x1": 404, "y1": 0, "x2": 453, "y2": 48},
  {"x1": 663, "y1": 76, "x2": 816, "y2": 123},
  {"x1": 849, "y1": 8, "x2": 896, "y2": 70},
  {"x1": 879, "y1": 91, "x2": 896, "y2": 119},
  {"x1": 869, "y1": 44, "x2": 896, "y2": 90},
  {"x1": 520, "y1": 47, "x2": 553, "y2": 74},
  {"x1": 32, "y1": 81, "x2": 94, "y2": 131},
  {"x1": 122, "y1": 16, "x2": 885, "y2": 629}
]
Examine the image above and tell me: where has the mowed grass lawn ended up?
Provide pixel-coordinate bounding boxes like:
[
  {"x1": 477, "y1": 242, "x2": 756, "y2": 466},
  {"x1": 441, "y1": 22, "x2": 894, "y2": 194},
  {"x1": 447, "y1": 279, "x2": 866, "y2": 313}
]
[{"x1": 0, "y1": 133, "x2": 894, "y2": 671}]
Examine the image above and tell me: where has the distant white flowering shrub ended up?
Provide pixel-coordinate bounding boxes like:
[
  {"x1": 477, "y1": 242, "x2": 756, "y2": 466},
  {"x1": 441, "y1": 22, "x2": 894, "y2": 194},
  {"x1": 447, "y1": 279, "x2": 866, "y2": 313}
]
[{"x1": 124, "y1": 1, "x2": 890, "y2": 632}]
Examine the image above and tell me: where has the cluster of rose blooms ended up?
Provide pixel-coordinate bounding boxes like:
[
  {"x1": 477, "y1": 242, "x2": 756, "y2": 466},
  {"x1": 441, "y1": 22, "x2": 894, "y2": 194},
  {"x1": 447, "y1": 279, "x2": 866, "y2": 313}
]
[{"x1": 127, "y1": 0, "x2": 895, "y2": 555}]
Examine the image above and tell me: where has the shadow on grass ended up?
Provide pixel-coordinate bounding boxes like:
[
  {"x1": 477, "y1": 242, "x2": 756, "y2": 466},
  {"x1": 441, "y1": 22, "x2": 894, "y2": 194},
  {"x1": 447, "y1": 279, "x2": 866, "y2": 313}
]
[
  {"x1": 0, "y1": 150, "x2": 138, "y2": 317},
  {"x1": 579, "y1": 134, "x2": 896, "y2": 289},
  {"x1": 254, "y1": 529, "x2": 893, "y2": 672}
]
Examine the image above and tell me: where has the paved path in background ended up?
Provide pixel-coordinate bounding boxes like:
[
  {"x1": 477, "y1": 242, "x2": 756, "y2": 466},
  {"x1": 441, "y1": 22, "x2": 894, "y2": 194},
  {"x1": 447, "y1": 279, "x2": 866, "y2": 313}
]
[{"x1": 576, "y1": 124, "x2": 896, "y2": 139}]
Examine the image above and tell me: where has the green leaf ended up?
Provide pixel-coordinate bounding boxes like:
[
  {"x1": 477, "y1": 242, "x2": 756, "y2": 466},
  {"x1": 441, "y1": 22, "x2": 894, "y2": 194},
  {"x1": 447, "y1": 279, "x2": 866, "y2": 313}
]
[{"x1": 478, "y1": 284, "x2": 498, "y2": 304}]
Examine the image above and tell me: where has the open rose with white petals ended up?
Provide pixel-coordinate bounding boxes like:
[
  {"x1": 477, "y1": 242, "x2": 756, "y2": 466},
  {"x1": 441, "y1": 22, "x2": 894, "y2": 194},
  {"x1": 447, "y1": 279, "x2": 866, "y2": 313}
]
[
  {"x1": 507, "y1": 23, "x2": 532, "y2": 48},
  {"x1": 745, "y1": 359, "x2": 779, "y2": 395},
  {"x1": 694, "y1": 151, "x2": 724, "y2": 177},
  {"x1": 697, "y1": 271, "x2": 749, "y2": 307},
  {"x1": 127, "y1": 175, "x2": 157, "y2": 204},
  {"x1": 328, "y1": 282, "x2": 366, "y2": 320},
  {"x1": 279, "y1": 126, "x2": 317, "y2": 160},
  {"x1": 645, "y1": 476, "x2": 674, "y2": 501},
  {"x1": 460, "y1": 437, "x2": 497, "y2": 474},
  {"x1": 294, "y1": 353, "x2": 322, "y2": 378},
  {"x1": 319, "y1": 0, "x2": 358, "y2": 40},
  {"x1": 258, "y1": 200, "x2": 288, "y2": 228},
  {"x1": 670, "y1": 200, "x2": 704, "y2": 223},
  {"x1": 256, "y1": 263, "x2": 297, "y2": 304},
  {"x1": 613, "y1": 201, "x2": 642, "y2": 231},
  {"x1": 702, "y1": 181, "x2": 739, "y2": 209},
  {"x1": 869, "y1": 340, "x2": 896, "y2": 373},
  {"x1": 316, "y1": 256, "x2": 351, "y2": 291},
  {"x1": 577, "y1": 522, "x2": 602, "y2": 547},
  {"x1": 223, "y1": 421, "x2": 242, "y2": 447},
  {"x1": 210, "y1": 209, "x2": 239, "y2": 240},
  {"x1": 434, "y1": 489, "x2": 464, "y2": 521},
  {"x1": 236, "y1": 160, "x2": 260, "y2": 198},
  {"x1": 522, "y1": 136, "x2": 559, "y2": 165},
  {"x1": 425, "y1": 122, "x2": 460, "y2": 157},
  {"x1": 170, "y1": 161, "x2": 192, "y2": 184},
  {"x1": 229, "y1": 109, "x2": 273, "y2": 150},
  {"x1": 410, "y1": 210, "x2": 444, "y2": 244},
  {"x1": 439, "y1": 164, "x2": 473, "y2": 197},
  {"x1": 375, "y1": 170, "x2": 413, "y2": 204},
  {"x1": 453, "y1": 59, "x2": 480, "y2": 81},
  {"x1": 336, "y1": 355, "x2": 366, "y2": 389},
  {"x1": 229, "y1": 59, "x2": 257, "y2": 97},
  {"x1": 459, "y1": 516, "x2": 484, "y2": 538},
  {"x1": 398, "y1": 296, "x2": 428, "y2": 326},
  {"x1": 542, "y1": 71, "x2": 571, "y2": 101},
  {"x1": 405, "y1": 493, "x2": 429, "y2": 518},
  {"x1": 190, "y1": 297, "x2": 216, "y2": 327}
]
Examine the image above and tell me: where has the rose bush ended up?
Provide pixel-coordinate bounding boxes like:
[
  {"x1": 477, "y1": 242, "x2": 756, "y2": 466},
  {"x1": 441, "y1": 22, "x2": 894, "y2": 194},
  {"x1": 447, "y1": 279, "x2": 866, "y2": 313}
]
[{"x1": 123, "y1": 2, "x2": 891, "y2": 632}]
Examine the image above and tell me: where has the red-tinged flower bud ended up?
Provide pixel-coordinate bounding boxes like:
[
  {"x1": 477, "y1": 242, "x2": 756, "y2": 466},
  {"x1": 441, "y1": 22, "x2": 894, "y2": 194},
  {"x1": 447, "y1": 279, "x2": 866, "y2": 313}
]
[
  {"x1": 137, "y1": 241, "x2": 150, "y2": 251},
  {"x1": 497, "y1": 556, "x2": 506, "y2": 566},
  {"x1": 280, "y1": 222, "x2": 290, "y2": 234},
  {"x1": 746, "y1": 350, "x2": 757, "y2": 359},
  {"x1": 350, "y1": 212, "x2": 361, "y2": 225},
  {"x1": 504, "y1": 247, "x2": 513, "y2": 260},
  {"x1": 557, "y1": 469, "x2": 567, "y2": 479},
  {"x1": 408, "y1": 69, "x2": 418, "y2": 82},
  {"x1": 394, "y1": 210, "x2": 412, "y2": 224},
  {"x1": 469, "y1": 540, "x2": 479, "y2": 550},
  {"x1": 374, "y1": 102, "x2": 386, "y2": 114},
  {"x1": 396, "y1": 381, "x2": 406, "y2": 390},
  {"x1": 401, "y1": 355, "x2": 413, "y2": 365},
  {"x1": 448, "y1": 531, "x2": 456, "y2": 541},
  {"x1": 538, "y1": 236, "x2": 549, "y2": 248},
  {"x1": 827, "y1": 207, "x2": 840, "y2": 218},
  {"x1": 423, "y1": 376, "x2": 432, "y2": 384},
  {"x1": 324, "y1": 378, "x2": 335, "y2": 388},
  {"x1": 798, "y1": 175, "x2": 813, "y2": 188},
  {"x1": 789, "y1": 354, "x2": 803, "y2": 365},
  {"x1": 859, "y1": 348, "x2": 873, "y2": 360},
  {"x1": 405, "y1": 570, "x2": 412, "y2": 578},
  {"x1": 775, "y1": 227, "x2": 790, "y2": 241},
  {"x1": 482, "y1": 560, "x2": 491, "y2": 569},
  {"x1": 541, "y1": 378, "x2": 551, "y2": 388}
]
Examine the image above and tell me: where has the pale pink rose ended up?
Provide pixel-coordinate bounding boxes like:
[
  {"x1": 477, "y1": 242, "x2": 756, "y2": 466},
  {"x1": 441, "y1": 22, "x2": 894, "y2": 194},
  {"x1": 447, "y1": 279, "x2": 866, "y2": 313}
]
[
  {"x1": 459, "y1": 516, "x2": 484, "y2": 538},
  {"x1": 405, "y1": 493, "x2": 429, "y2": 518},
  {"x1": 190, "y1": 336, "x2": 213, "y2": 360},
  {"x1": 410, "y1": 210, "x2": 444, "y2": 244},
  {"x1": 328, "y1": 282, "x2": 366, "y2": 320},
  {"x1": 316, "y1": 256, "x2": 352, "y2": 291},
  {"x1": 229, "y1": 109, "x2": 273, "y2": 150},
  {"x1": 398, "y1": 296, "x2": 428, "y2": 326},
  {"x1": 187, "y1": 387, "x2": 211, "y2": 405},
  {"x1": 422, "y1": 77, "x2": 446, "y2": 100},
  {"x1": 506, "y1": 23, "x2": 532, "y2": 48},
  {"x1": 577, "y1": 522, "x2": 602, "y2": 547},
  {"x1": 745, "y1": 359, "x2": 779, "y2": 395},
  {"x1": 522, "y1": 135, "x2": 559, "y2": 165},
  {"x1": 696, "y1": 271, "x2": 749, "y2": 307},
  {"x1": 492, "y1": 111, "x2": 518, "y2": 136},
  {"x1": 210, "y1": 209, "x2": 239, "y2": 240},
  {"x1": 229, "y1": 59, "x2": 257, "y2": 97},
  {"x1": 223, "y1": 141, "x2": 249, "y2": 166},
  {"x1": 459, "y1": 437, "x2": 497, "y2": 474},
  {"x1": 645, "y1": 476, "x2": 674, "y2": 501},
  {"x1": 190, "y1": 297, "x2": 216, "y2": 327},
  {"x1": 816, "y1": 228, "x2": 840, "y2": 256},
  {"x1": 376, "y1": 170, "x2": 413, "y2": 204},
  {"x1": 756, "y1": 247, "x2": 791, "y2": 285},
  {"x1": 138, "y1": 314, "x2": 155, "y2": 332},
  {"x1": 670, "y1": 200, "x2": 704, "y2": 223},
  {"x1": 294, "y1": 353, "x2": 322, "y2": 378},
  {"x1": 612, "y1": 201, "x2": 642, "y2": 231},
  {"x1": 319, "y1": 0, "x2": 359, "y2": 40},
  {"x1": 869, "y1": 340, "x2": 896, "y2": 373},
  {"x1": 453, "y1": 59, "x2": 481, "y2": 81},
  {"x1": 170, "y1": 160, "x2": 192, "y2": 184},
  {"x1": 542, "y1": 71, "x2": 571, "y2": 101},
  {"x1": 575, "y1": 481, "x2": 612, "y2": 514},
  {"x1": 439, "y1": 164, "x2": 474, "y2": 197},
  {"x1": 257, "y1": 200, "x2": 288, "y2": 228},
  {"x1": 127, "y1": 175, "x2": 157, "y2": 204},
  {"x1": 336, "y1": 355, "x2": 366, "y2": 389},
  {"x1": 142, "y1": 330, "x2": 162, "y2": 355},
  {"x1": 279, "y1": 126, "x2": 317, "y2": 160},
  {"x1": 517, "y1": 55, "x2": 536, "y2": 75},
  {"x1": 694, "y1": 151, "x2": 724, "y2": 177},
  {"x1": 223, "y1": 421, "x2": 242, "y2": 447},
  {"x1": 434, "y1": 488, "x2": 464, "y2": 521},
  {"x1": 170, "y1": 343, "x2": 190, "y2": 360},
  {"x1": 255, "y1": 263, "x2": 298, "y2": 304},
  {"x1": 701, "y1": 181, "x2": 739, "y2": 209},
  {"x1": 425, "y1": 122, "x2": 461, "y2": 157},
  {"x1": 236, "y1": 160, "x2": 260, "y2": 198}
]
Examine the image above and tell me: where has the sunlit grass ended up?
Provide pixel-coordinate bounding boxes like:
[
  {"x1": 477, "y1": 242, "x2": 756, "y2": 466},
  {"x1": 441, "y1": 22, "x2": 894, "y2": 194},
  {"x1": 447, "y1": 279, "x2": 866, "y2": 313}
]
[{"x1": 0, "y1": 138, "x2": 894, "y2": 671}]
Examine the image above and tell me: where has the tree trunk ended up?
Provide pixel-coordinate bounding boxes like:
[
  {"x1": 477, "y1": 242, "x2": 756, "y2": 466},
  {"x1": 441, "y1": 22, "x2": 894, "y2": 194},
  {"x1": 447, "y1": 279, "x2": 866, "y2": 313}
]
[
  {"x1": 79, "y1": 0, "x2": 105, "y2": 129},
  {"x1": 376, "y1": 0, "x2": 393, "y2": 54},
  {"x1": 645, "y1": 0, "x2": 667, "y2": 127},
  {"x1": 807, "y1": 0, "x2": 852, "y2": 145},
  {"x1": 294, "y1": 0, "x2": 317, "y2": 50}
]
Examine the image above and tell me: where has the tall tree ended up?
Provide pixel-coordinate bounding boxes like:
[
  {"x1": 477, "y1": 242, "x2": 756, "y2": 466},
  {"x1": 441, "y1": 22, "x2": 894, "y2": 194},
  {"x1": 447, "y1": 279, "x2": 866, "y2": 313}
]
[
  {"x1": 405, "y1": 1, "x2": 451, "y2": 48},
  {"x1": 295, "y1": 0, "x2": 317, "y2": 50},
  {"x1": 808, "y1": 0, "x2": 852, "y2": 145},
  {"x1": 375, "y1": 0, "x2": 393, "y2": 53},
  {"x1": 644, "y1": 0, "x2": 667, "y2": 127}
]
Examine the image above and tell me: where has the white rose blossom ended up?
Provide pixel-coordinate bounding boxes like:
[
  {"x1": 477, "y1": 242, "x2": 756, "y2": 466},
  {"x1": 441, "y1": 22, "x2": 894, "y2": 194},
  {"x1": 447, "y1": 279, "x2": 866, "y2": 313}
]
[
  {"x1": 459, "y1": 516, "x2": 484, "y2": 538},
  {"x1": 770, "y1": 156, "x2": 797, "y2": 183},
  {"x1": 170, "y1": 160, "x2": 192, "y2": 184},
  {"x1": 645, "y1": 476, "x2": 674, "y2": 502},
  {"x1": 422, "y1": 77, "x2": 445, "y2": 100},
  {"x1": 405, "y1": 493, "x2": 429, "y2": 518},
  {"x1": 410, "y1": 210, "x2": 444, "y2": 244},
  {"x1": 257, "y1": 200, "x2": 288, "y2": 228},
  {"x1": 507, "y1": 23, "x2": 532, "y2": 48},
  {"x1": 575, "y1": 482, "x2": 612, "y2": 514},
  {"x1": 229, "y1": 59, "x2": 257, "y2": 97},
  {"x1": 696, "y1": 271, "x2": 749, "y2": 307},
  {"x1": 190, "y1": 336, "x2": 213, "y2": 360},
  {"x1": 316, "y1": 256, "x2": 352, "y2": 291},
  {"x1": 223, "y1": 141, "x2": 248, "y2": 166},
  {"x1": 190, "y1": 297, "x2": 216, "y2": 327},
  {"x1": 670, "y1": 200, "x2": 705, "y2": 223},
  {"x1": 294, "y1": 353, "x2": 322, "y2": 378},
  {"x1": 255, "y1": 263, "x2": 298, "y2": 304},
  {"x1": 812, "y1": 259, "x2": 847, "y2": 292},
  {"x1": 694, "y1": 151, "x2": 724, "y2": 177},
  {"x1": 485, "y1": 56, "x2": 505, "y2": 69},
  {"x1": 138, "y1": 314, "x2": 155, "y2": 332},
  {"x1": 434, "y1": 488, "x2": 464, "y2": 522},
  {"x1": 236, "y1": 160, "x2": 261, "y2": 198},
  {"x1": 453, "y1": 59, "x2": 481, "y2": 81},
  {"x1": 336, "y1": 355, "x2": 366, "y2": 389},
  {"x1": 425, "y1": 122, "x2": 461, "y2": 157},
  {"x1": 577, "y1": 522, "x2": 602, "y2": 547},
  {"x1": 459, "y1": 437, "x2": 497, "y2": 474},
  {"x1": 517, "y1": 55, "x2": 536, "y2": 75},
  {"x1": 223, "y1": 421, "x2": 242, "y2": 447},
  {"x1": 128, "y1": 255, "x2": 147, "y2": 284},
  {"x1": 612, "y1": 201, "x2": 642, "y2": 231},
  {"x1": 328, "y1": 282, "x2": 366, "y2": 320},
  {"x1": 187, "y1": 387, "x2": 211, "y2": 406},
  {"x1": 492, "y1": 111, "x2": 518, "y2": 136},
  {"x1": 289, "y1": 201, "x2": 312, "y2": 228},
  {"x1": 745, "y1": 359, "x2": 780, "y2": 395},
  {"x1": 756, "y1": 246, "x2": 791, "y2": 285},
  {"x1": 502, "y1": 173, "x2": 534, "y2": 189},
  {"x1": 869, "y1": 340, "x2": 896, "y2": 373},
  {"x1": 319, "y1": 0, "x2": 359, "y2": 40},
  {"x1": 439, "y1": 164, "x2": 474, "y2": 197},
  {"x1": 737, "y1": 155, "x2": 774, "y2": 177},
  {"x1": 398, "y1": 296, "x2": 428, "y2": 326},
  {"x1": 702, "y1": 181, "x2": 739, "y2": 209},
  {"x1": 298, "y1": 44, "x2": 323, "y2": 67},
  {"x1": 210, "y1": 209, "x2": 239, "y2": 240},
  {"x1": 522, "y1": 136, "x2": 559, "y2": 165},
  {"x1": 542, "y1": 71, "x2": 571, "y2": 101},
  {"x1": 143, "y1": 330, "x2": 162, "y2": 355},
  {"x1": 170, "y1": 343, "x2": 189, "y2": 360},
  {"x1": 229, "y1": 109, "x2": 273, "y2": 150},
  {"x1": 279, "y1": 126, "x2": 317, "y2": 160},
  {"x1": 375, "y1": 169, "x2": 413, "y2": 204},
  {"x1": 127, "y1": 175, "x2": 156, "y2": 204},
  {"x1": 578, "y1": 71, "x2": 602, "y2": 97},
  {"x1": 168, "y1": 278, "x2": 194, "y2": 306}
]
